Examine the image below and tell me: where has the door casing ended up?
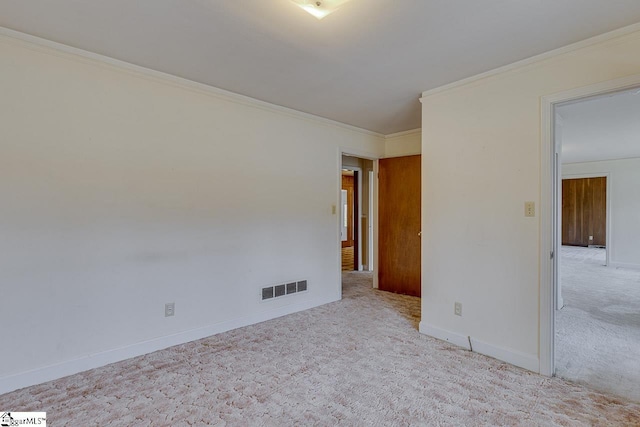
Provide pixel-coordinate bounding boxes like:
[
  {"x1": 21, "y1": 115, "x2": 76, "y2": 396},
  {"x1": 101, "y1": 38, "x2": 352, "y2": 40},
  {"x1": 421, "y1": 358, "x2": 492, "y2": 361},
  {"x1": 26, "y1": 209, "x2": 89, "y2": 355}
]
[{"x1": 539, "y1": 73, "x2": 640, "y2": 377}]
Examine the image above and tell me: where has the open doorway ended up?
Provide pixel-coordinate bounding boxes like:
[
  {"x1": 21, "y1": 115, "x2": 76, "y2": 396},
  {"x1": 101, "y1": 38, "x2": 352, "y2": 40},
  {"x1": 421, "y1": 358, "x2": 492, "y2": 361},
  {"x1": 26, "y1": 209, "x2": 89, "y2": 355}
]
[
  {"x1": 341, "y1": 155, "x2": 374, "y2": 273},
  {"x1": 340, "y1": 154, "x2": 375, "y2": 298},
  {"x1": 341, "y1": 169, "x2": 357, "y2": 271},
  {"x1": 549, "y1": 86, "x2": 640, "y2": 402}
]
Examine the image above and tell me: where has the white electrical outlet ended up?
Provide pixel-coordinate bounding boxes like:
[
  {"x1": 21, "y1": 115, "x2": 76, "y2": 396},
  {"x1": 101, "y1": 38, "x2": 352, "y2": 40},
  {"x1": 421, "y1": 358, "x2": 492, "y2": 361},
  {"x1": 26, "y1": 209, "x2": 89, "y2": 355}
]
[
  {"x1": 454, "y1": 302, "x2": 462, "y2": 316},
  {"x1": 524, "y1": 201, "x2": 535, "y2": 217},
  {"x1": 165, "y1": 302, "x2": 175, "y2": 317}
]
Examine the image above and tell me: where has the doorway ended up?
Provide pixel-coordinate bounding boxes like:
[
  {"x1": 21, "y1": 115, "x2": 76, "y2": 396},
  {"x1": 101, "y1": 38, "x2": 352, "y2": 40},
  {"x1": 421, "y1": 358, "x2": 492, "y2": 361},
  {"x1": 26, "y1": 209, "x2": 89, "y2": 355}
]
[
  {"x1": 341, "y1": 169, "x2": 357, "y2": 271},
  {"x1": 341, "y1": 155, "x2": 374, "y2": 273},
  {"x1": 541, "y1": 78, "x2": 640, "y2": 402}
]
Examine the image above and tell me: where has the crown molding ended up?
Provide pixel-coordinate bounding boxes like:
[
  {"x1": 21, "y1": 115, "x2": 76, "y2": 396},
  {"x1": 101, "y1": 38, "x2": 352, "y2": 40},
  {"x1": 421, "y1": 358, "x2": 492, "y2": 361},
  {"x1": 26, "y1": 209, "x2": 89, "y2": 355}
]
[
  {"x1": 420, "y1": 22, "x2": 640, "y2": 100},
  {"x1": 0, "y1": 26, "x2": 384, "y2": 139},
  {"x1": 384, "y1": 128, "x2": 421, "y2": 140}
]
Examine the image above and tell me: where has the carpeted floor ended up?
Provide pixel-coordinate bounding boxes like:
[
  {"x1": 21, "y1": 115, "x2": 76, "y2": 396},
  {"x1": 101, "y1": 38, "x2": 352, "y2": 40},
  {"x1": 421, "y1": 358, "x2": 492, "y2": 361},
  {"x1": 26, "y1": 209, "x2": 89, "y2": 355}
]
[
  {"x1": 2, "y1": 271, "x2": 640, "y2": 426},
  {"x1": 556, "y1": 245, "x2": 640, "y2": 403}
]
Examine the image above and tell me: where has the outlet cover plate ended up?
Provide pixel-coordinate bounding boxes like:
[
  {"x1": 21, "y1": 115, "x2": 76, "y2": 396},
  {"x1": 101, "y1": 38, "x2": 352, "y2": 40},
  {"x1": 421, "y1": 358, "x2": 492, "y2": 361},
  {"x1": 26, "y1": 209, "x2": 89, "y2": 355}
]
[
  {"x1": 165, "y1": 302, "x2": 175, "y2": 317},
  {"x1": 454, "y1": 302, "x2": 462, "y2": 316}
]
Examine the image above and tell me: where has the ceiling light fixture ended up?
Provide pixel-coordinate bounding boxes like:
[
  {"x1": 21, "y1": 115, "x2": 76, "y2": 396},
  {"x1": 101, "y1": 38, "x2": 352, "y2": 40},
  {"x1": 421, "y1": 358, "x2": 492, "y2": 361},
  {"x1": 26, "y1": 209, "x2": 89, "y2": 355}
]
[{"x1": 290, "y1": 0, "x2": 352, "y2": 19}]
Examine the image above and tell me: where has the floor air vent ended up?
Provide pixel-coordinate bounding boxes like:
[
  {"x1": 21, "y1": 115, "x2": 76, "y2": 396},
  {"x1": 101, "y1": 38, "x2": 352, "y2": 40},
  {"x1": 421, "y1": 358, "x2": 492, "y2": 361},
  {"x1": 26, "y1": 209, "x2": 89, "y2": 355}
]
[{"x1": 261, "y1": 280, "x2": 308, "y2": 301}]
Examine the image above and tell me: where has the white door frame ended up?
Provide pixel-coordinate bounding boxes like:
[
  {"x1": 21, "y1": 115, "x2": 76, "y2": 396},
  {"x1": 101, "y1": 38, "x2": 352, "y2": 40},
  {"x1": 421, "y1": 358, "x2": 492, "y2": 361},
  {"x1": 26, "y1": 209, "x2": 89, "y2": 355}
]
[
  {"x1": 539, "y1": 73, "x2": 640, "y2": 377},
  {"x1": 342, "y1": 165, "x2": 364, "y2": 271},
  {"x1": 339, "y1": 148, "x2": 379, "y2": 289}
]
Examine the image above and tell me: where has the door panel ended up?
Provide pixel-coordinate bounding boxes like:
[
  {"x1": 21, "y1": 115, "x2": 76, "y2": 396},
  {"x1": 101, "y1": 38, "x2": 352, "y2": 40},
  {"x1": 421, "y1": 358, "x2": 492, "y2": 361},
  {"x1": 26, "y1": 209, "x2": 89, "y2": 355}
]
[
  {"x1": 562, "y1": 177, "x2": 606, "y2": 247},
  {"x1": 378, "y1": 155, "x2": 421, "y2": 297}
]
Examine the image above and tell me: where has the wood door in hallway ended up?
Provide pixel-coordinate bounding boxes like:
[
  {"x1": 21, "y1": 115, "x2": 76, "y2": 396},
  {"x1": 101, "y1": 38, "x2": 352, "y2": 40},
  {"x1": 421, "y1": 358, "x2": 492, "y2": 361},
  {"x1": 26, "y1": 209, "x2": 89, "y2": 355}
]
[
  {"x1": 378, "y1": 155, "x2": 421, "y2": 297},
  {"x1": 562, "y1": 177, "x2": 606, "y2": 247}
]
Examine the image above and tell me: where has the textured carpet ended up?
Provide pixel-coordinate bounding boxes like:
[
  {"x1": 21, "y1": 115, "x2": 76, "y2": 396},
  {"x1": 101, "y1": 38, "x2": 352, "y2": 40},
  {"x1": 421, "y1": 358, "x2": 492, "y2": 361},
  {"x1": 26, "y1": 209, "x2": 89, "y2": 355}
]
[
  {"x1": 2, "y1": 271, "x2": 640, "y2": 426},
  {"x1": 556, "y1": 246, "x2": 640, "y2": 402}
]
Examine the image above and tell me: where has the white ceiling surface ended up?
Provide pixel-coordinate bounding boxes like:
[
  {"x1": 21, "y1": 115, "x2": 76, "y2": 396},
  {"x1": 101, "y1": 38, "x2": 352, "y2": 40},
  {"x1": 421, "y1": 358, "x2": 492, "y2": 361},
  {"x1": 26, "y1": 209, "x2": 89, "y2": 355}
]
[
  {"x1": 2, "y1": 1, "x2": 640, "y2": 134},
  {"x1": 558, "y1": 89, "x2": 640, "y2": 164}
]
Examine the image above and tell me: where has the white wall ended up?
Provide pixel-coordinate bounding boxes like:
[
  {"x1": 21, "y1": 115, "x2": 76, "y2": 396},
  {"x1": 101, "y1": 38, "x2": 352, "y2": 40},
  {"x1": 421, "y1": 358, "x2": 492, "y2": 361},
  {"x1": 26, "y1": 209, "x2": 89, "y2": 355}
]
[
  {"x1": 420, "y1": 28, "x2": 640, "y2": 371},
  {"x1": 0, "y1": 33, "x2": 384, "y2": 393},
  {"x1": 384, "y1": 129, "x2": 421, "y2": 158},
  {"x1": 563, "y1": 158, "x2": 640, "y2": 269}
]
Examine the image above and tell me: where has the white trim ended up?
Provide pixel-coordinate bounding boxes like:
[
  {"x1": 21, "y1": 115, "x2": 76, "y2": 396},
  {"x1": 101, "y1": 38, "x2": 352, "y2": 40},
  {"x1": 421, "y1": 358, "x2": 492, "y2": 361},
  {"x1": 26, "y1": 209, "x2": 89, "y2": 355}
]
[
  {"x1": 421, "y1": 22, "x2": 640, "y2": 99},
  {"x1": 419, "y1": 323, "x2": 539, "y2": 372},
  {"x1": 540, "y1": 92, "x2": 555, "y2": 377},
  {"x1": 384, "y1": 128, "x2": 422, "y2": 140},
  {"x1": 0, "y1": 296, "x2": 336, "y2": 395},
  {"x1": 610, "y1": 262, "x2": 640, "y2": 270},
  {"x1": 340, "y1": 148, "x2": 381, "y2": 162},
  {"x1": 372, "y1": 159, "x2": 379, "y2": 289},
  {"x1": 0, "y1": 26, "x2": 384, "y2": 139},
  {"x1": 368, "y1": 170, "x2": 374, "y2": 272},
  {"x1": 341, "y1": 165, "x2": 364, "y2": 271},
  {"x1": 469, "y1": 338, "x2": 539, "y2": 373},
  {"x1": 337, "y1": 149, "x2": 345, "y2": 297},
  {"x1": 561, "y1": 172, "x2": 611, "y2": 267},
  {"x1": 340, "y1": 149, "x2": 380, "y2": 285},
  {"x1": 419, "y1": 322, "x2": 471, "y2": 350},
  {"x1": 540, "y1": 73, "x2": 640, "y2": 378}
]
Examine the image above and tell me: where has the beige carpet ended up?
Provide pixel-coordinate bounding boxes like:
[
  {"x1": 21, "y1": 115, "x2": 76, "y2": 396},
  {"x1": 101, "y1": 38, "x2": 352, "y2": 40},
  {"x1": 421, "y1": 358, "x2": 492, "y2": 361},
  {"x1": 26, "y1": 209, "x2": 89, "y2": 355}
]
[
  {"x1": 1, "y1": 271, "x2": 639, "y2": 426},
  {"x1": 556, "y1": 245, "x2": 640, "y2": 402}
]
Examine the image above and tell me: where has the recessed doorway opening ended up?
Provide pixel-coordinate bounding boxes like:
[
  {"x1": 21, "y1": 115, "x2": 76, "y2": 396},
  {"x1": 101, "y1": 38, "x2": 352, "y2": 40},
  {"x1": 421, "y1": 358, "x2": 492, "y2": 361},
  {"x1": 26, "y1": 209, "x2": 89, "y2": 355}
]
[
  {"x1": 340, "y1": 155, "x2": 374, "y2": 273},
  {"x1": 541, "y1": 78, "x2": 640, "y2": 403}
]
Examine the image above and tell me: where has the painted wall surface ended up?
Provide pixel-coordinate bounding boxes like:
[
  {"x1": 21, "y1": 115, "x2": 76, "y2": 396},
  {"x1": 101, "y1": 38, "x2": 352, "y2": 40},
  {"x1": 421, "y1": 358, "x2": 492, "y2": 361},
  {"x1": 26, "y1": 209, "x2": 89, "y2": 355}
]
[
  {"x1": 563, "y1": 158, "x2": 640, "y2": 269},
  {"x1": 384, "y1": 130, "x2": 421, "y2": 158},
  {"x1": 0, "y1": 35, "x2": 384, "y2": 392},
  {"x1": 420, "y1": 29, "x2": 640, "y2": 370}
]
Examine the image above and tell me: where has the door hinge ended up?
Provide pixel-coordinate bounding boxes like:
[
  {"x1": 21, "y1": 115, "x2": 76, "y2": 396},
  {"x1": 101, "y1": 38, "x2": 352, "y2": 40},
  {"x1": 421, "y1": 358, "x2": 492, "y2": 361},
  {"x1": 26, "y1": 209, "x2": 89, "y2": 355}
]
[{"x1": 550, "y1": 251, "x2": 554, "y2": 259}]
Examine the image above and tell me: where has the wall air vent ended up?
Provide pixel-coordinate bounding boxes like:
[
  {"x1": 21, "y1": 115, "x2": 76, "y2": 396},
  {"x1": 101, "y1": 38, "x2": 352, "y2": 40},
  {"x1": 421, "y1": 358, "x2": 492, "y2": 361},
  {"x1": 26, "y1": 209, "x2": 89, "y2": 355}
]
[
  {"x1": 261, "y1": 280, "x2": 308, "y2": 301},
  {"x1": 262, "y1": 287, "x2": 274, "y2": 300},
  {"x1": 286, "y1": 282, "x2": 297, "y2": 294}
]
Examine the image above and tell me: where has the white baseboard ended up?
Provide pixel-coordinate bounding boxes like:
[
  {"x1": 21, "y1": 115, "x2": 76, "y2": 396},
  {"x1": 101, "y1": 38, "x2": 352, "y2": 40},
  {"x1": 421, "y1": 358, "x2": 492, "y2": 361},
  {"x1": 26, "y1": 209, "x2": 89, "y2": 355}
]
[
  {"x1": 0, "y1": 296, "x2": 335, "y2": 396},
  {"x1": 609, "y1": 261, "x2": 640, "y2": 270},
  {"x1": 468, "y1": 338, "x2": 539, "y2": 372},
  {"x1": 419, "y1": 322, "x2": 471, "y2": 350},
  {"x1": 419, "y1": 322, "x2": 539, "y2": 373}
]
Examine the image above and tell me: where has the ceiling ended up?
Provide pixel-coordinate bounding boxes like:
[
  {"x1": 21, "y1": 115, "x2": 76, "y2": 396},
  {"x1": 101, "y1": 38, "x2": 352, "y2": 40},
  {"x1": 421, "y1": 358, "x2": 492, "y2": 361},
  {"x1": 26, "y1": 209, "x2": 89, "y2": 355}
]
[
  {"x1": 558, "y1": 88, "x2": 640, "y2": 164},
  {"x1": 2, "y1": 1, "x2": 640, "y2": 134}
]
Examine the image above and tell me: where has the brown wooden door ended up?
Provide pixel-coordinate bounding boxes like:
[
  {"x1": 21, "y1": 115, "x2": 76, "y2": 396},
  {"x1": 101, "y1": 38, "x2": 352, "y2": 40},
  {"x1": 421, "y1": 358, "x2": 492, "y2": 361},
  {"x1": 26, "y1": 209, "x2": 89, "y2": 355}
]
[
  {"x1": 378, "y1": 155, "x2": 421, "y2": 297},
  {"x1": 562, "y1": 177, "x2": 606, "y2": 247}
]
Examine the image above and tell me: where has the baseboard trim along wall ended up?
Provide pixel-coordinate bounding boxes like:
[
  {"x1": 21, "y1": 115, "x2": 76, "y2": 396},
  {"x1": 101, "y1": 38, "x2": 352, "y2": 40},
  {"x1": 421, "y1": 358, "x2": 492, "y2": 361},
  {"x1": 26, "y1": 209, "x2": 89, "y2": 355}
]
[
  {"x1": 419, "y1": 322, "x2": 539, "y2": 373},
  {"x1": 419, "y1": 322, "x2": 471, "y2": 350},
  {"x1": 0, "y1": 296, "x2": 336, "y2": 395},
  {"x1": 610, "y1": 262, "x2": 640, "y2": 271}
]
